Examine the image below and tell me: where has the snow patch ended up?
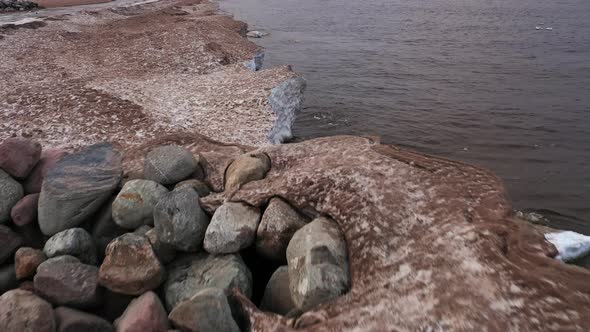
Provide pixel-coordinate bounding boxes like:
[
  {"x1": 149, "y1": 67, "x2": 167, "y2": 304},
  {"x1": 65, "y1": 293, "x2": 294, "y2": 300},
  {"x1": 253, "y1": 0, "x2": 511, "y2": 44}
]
[{"x1": 545, "y1": 231, "x2": 590, "y2": 262}]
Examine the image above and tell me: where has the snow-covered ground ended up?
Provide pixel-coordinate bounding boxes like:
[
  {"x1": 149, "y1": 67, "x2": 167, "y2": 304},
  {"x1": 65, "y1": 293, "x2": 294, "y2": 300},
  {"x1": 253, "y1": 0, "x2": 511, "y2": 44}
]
[{"x1": 545, "y1": 231, "x2": 590, "y2": 262}]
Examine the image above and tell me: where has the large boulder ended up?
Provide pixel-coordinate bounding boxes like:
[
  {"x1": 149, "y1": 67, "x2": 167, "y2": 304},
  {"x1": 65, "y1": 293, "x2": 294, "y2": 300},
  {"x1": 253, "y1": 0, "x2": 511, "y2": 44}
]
[
  {"x1": 224, "y1": 152, "x2": 270, "y2": 192},
  {"x1": 55, "y1": 306, "x2": 113, "y2": 332},
  {"x1": 143, "y1": 145, "x2": 200, "y2": 185},
  {"x1": 168, "y1": 288, "x2": 239, "y2": 332},
  {"x1": 10, "y1": 193, "x2": 40, "y2": 227},
  {"x1": 0, "y1": 225, "x2": 23, "y2": 265},
  {"x1": 260, "y1": 266, "x2": 295, "y2": 315},
  {"x1": 99, "y1": 233, "x2": 164, "y2": 295},
  {"x1": 43, "y1": 228, "x2": 97, "y2": 265},
  {"x1": 0, "y1": 138, "x2": 42, "y2": 179},
  {"x1": 0, "y1": 169, "x2": 23, "y2": 224},
  {"x1": 23, "y1": 148, "x2": 68, "y2": 194},
  {"x1": 286, "y1": 217, "x2": 350, "y2": 309},
  {"x1": 203, "y1": 202, "x2": 261, "y2": 254},
  {"x1": 38, "y1": 143, "x2": 122, "y2": 236},
  {"x1": 0, "y1": 289, "x2": 56, "y2": 332},
  {"x1": 115, "y1": 291, "x2": 169, "y2": 332},
  {"x1": 112, "y1": 179, "x2": 168, "y2": 229},
  {"x1": 15, "y1": 247, "x2": 46, "y2": 279},
  {"x1": 164, "y1": 253, "x2": 252, "y2": 310},
  {"x1": 34, "y1": 256, "x2": 101, "y2": 308},
  {"x1": 256, "y1": 197, "x2": 308, "y2": 262},
  {"x1": 153, "y1": 187, "x2": 209, "y2": 252}
]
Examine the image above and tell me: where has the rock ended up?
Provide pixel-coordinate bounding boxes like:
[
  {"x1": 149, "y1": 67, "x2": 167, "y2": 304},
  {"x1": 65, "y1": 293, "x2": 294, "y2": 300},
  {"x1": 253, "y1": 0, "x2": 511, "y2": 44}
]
[
  {"x1": 93, "y1": 290, "x2": 134, "y2": 323},
  {"x1": 0, "y1": 225, "x2": 23, "y2": 265},
  {"x1": 34, "y1": 256, "x2": 101, "y2": 308},
  {"x1": 0, "y1": 289, "x2": 56, "y2": 332},
  {"x1": 91, "y1": 197, "x2": 127, "y2": 260},
  {"x1": 244, "y1": 50, "x2": 265, "y2": 71},
  {"x1": 286, "y1": 217, "x2": 350, "y2": 309},
  {"x1": 144, "y1": 145, "x2": 200, "y2": 185},
  {"x1": 0, "y1": 169, "x2": 24, "y2": 224},
  {"x1": 23, "y1": 148, "x2": 68, "y2": 194},
  {"x1": 15, "y1": 247, "x2": 46, "y2": 279},
  {"x1": 204, "y1": 202, "x2": 261, "y2": 254},
  {"x1": 38, "y1": 143, "x2": 122, "y2": 236},
  {"x1": 0, "y1": 138, "x2": 42, "y2": 179},
  {"x1": 256, "y1": 197, "x2": 308, "y2": 262},
  {"x1": 168, "y1": 288, "x2": 239, "y2": 332},
  {"x1": 0, "y1": 264, "x2": 18, "y2": 293},
  {"x1": 267, "y1": 76, "x2": 306, "y2": 144},
  {"x1": 153, "y1": 187, "x2": 209, "y2": 252},
  {"x1": 246, "y1": 30, "x2": 269, "y2": 38},
  {"x1": 145, "y1": 228, "x2": 176, "y2": 264},
  {"x1": 174, "y1": 179, "x2": 211, "y2": 197},
  {"x1": 99, "y1": 233, "x2": 164, "y2": 295},
  {"x1": 164, "y1": 253, "x2": 252, "y2": 310},
  {"x1": 115, "y1": 291, "x2": 169, "y2": 332},
  {"x1": 55, "y1": 306, "x2": 114, "y2": 332},
  {"x1": 44, "y1": 228, "x2": 97, "y2": 265},
  {"x1": 19, "y1": 281, "x2": 35, "y2": 292},
  {"x1": 133, "y1": 225, "x2": 152, "y2": 235},
  {"x1": 112, "y1": 179, "x2": 169, "y2": 230},
  {"x1": 10, "y1": 193, "x2": 40, "y2": 227},
  {"x1": 260, "y1": 266, "x2": 295, "y2": 315},
  {"x1": 224, "y1": 152, "x2": 270, "y2": 192}
]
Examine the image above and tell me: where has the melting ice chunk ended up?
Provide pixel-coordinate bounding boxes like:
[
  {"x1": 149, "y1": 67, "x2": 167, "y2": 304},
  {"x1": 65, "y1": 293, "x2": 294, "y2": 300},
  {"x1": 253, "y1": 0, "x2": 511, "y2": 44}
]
[{"x1": 545, "y1": 231, "x2": 590, "y2": 262}]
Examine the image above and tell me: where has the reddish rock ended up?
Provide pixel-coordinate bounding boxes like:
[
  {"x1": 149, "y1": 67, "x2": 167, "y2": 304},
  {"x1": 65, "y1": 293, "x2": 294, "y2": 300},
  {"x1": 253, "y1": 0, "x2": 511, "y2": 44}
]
[
  {"x1": 34, "y1": 256, "x2": 101, "y2": 308},
  {"x1": 0, "y1": 225, "x2": 23, "y2": 265},
  {"x1": 99, "y1": 233, "x2": 164, "y2": 295},
  {"x1": 0, "y1": 138, "x2": 42, "y2": 179},
  {"x1": 55, "y1": 306, "x2": 114, "y2": 332},
  {"x1": 116, "y1": 291, "x2": 169, "y2": 332},
  {"x1": 15, "y1": 247, "x2": 46, "y2": 279},
  {"x1": 23, "y1": 148, "x2": 68, "y2": 194},
  {"x1": 10, "y1": 193, "x2": 40, "y2": 227},
  {"x1": 0, "y1": 289, "x2": 56, "y2": 332},
  {"x1": 19, "y1": 281, "x2": 35, "y2": 292}
]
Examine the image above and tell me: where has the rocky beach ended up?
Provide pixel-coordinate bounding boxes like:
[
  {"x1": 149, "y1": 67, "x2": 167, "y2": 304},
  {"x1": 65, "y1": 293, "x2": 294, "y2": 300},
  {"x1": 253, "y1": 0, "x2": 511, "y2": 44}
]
[{"x1": 1, "y1": 0, "x2": 590, "y2": 331}]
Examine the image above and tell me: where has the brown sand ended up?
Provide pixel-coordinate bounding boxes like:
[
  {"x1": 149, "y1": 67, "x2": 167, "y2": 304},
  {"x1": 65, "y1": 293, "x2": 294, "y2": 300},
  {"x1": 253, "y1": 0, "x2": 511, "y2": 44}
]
[{"x1": 33, "y1": 0, "x2": 111, "y2": 9}]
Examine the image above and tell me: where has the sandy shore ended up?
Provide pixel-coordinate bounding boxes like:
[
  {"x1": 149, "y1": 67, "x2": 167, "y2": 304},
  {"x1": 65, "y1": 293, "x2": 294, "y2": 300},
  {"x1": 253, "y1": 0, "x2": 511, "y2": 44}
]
[
  {"x1": 0, "y1": 0, "x2": 298, "y2": 149},
  {"x1": 34, "y1": 0, "x2": 112, "y2": 8}
]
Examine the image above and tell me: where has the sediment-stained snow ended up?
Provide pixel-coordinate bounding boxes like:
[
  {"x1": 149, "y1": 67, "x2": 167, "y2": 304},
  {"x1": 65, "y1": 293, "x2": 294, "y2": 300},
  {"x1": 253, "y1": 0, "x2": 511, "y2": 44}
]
[{"x1": 545, "y1": 231, "x2": 590, "y2": 262}]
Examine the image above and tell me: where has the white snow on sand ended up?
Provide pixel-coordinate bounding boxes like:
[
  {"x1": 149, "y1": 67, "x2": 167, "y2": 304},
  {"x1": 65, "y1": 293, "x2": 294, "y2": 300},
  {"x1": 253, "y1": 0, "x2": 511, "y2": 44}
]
[{"x1": 545, "y1": 231, "x2": 590, "y2": 262}]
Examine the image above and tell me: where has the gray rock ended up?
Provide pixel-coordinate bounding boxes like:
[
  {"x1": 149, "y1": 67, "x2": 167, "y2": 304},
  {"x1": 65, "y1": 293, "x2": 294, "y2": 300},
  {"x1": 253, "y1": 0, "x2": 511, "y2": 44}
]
[
  {"x1": 54, "y1": 306, "x2": 114, "y2": 332},
  {"x1": 246, "y1": 30, "x2": 269, "y2": 38},
  {"x1": 267, "y1": 76, "x2": 306, "y2": 144},
  {"x1": 204, "y1": 202, "x2": 261, "y2": 254},
  {"x1": 256, "y1": 197, "x2": 308, "y2": 262},
  {"x1": 34, "y1": 256, "x2": 101, "y2": 308},
  {"x1": 146, "y1": 228, "x2": 176, "y2": 264},
  {"x1": 260, "y1": 266, "x2": 295, "y2": 315},
  {"x1": 144, "y1": 145, "x2": 200, "y2": 185},
  {"x1": 133, "y1": 225, "x2": 152, "y2": 236},
  {"x1": 174, "y1": 179, "x2": 211, "y2": 197},
  {"x1": 38, "y1": 143, "x2": 122, "y2": 236},
  {"x1": 0, "y1": 169, "x2": 23, "y2": 224},
  {"x1": 154, "y1": 187, "x2": 209, "y2": 252},
  {"x1": 168, "y1": 288, "x2": 239, "y2": 332},
  {"x1": 243, "y1": 50, "x2": 265, "y2": 71},
  {"x1": 98, "y1": 233, "x2": 164, "y2": 295},
  {"x1": 224, "y1": 152, "x2": 270, "y2": 192},
  {"x1": 44, "y1": 228, "x2": 97, "y2": 265},
  {"x1": 286, "y1": 217, "x2": 350, "y2": 310},
  {"x1": 112, "y1": 179, "x2": 168, "y2": 229},
  {"x1": 164, "y1": 253, "x2": 252, "y2": 310},
  {"x1": 0, "y1": 225, "x2": 23, "y2": 265},
  {"x1": 0, "y1": 289, "x2": 56, "y2": 332},
  {"x1": 0, "y1": 264, "x2": 18, "y2": 294},
  {"x1": 91, "y1": 197, "x2": 127, "y2": 259}
]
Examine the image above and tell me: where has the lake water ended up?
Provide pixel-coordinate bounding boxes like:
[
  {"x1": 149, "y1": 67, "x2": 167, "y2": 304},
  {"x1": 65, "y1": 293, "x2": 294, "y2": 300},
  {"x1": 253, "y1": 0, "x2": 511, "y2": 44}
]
[{"x1": 220, "y1": 0, "x2": 590, "y2": 232}]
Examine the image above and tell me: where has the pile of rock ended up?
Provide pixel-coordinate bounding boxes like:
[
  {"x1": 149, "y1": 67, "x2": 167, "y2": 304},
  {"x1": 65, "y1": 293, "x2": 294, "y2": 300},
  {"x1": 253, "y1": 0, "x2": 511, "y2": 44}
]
[
  {"x1": 0, "y1": 138, "x2": 350, "y2": 331},
  {"x1": 0, "y1": 0, "x2": 39, "y2": 12}
]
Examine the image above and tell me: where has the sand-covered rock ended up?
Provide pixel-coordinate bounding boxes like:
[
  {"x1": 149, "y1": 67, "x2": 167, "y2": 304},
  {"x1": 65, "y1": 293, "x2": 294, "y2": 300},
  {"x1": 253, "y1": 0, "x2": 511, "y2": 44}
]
[
  {"x1": 164, "y1": 253, "x2": 252, "y2": 310},
  {"x1": 204, "y1": 202, "x2": 261, "y2": 254},
  {"x1": 99, "y1": 233, "x2": 164, "y2": 295},
  {"x1": 0, "y1": 289, "x2": 55, "y2": 332},
  {"x1": 112, "y1": 179, "x2": 168, "y2": 229},
  {"x1": 225, "y1": 152, "x2": 270, "y2": 192},
  {"x1": 154, "y1": 187, "x2": 209, "y2": 252},
  {"x1": 38, "y1": 143, "x2": 122, "y2": 236}
]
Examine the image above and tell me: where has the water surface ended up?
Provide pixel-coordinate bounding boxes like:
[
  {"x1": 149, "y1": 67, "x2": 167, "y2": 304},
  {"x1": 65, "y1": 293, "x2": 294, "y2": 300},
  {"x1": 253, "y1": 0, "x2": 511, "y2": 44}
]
[{"x1": 220, "y1": 0, "x2": 590, "y2": 232}]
